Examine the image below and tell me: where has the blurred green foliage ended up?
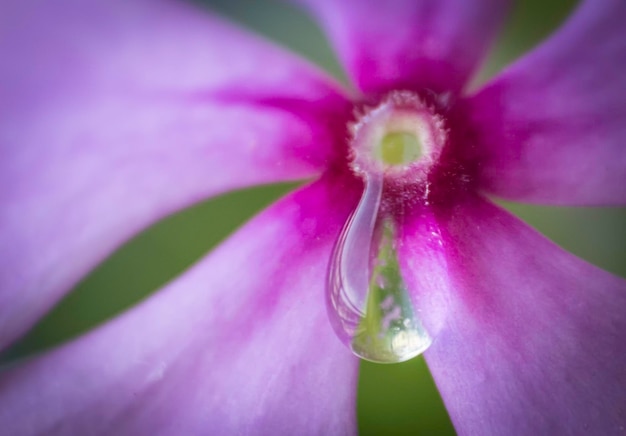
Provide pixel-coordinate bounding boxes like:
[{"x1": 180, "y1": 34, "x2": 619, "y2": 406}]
[{"x1": 4, "y1": 0, "x2": 626, "y2": 435}]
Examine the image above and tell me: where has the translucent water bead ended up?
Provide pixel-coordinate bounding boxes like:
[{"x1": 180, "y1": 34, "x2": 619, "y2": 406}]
[{"x1": 327, "y1": 174, "x2": 431, "y2": 363}]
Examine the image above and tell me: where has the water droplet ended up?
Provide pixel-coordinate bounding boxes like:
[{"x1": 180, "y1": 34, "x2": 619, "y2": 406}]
[{"x1": 327, "y1": 175, "x2": 432, "y2": 363}]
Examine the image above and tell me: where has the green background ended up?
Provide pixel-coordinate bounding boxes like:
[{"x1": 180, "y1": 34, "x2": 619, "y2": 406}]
[{"x1": 4, "y1": 0, "x2": 626, "y2": 434}]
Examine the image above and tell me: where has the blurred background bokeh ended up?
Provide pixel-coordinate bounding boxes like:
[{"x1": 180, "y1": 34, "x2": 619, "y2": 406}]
[{"x1": 3, "y1": 0, "x2": 625, "y2": 434}]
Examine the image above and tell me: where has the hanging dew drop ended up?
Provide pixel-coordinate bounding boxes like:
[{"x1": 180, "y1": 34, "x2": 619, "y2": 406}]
[
  {"x1": 328, "y1": 90, "x2": 446, "y2": 363},
  {"x1": 327, "y1": 174, "x2": 432, "y2": 364}
]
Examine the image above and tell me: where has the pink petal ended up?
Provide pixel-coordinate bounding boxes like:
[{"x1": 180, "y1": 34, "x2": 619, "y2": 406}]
[
  {"x1": 465, "y1": 0, "x2": 626, "y2": 205},
  {"x1": 295, "y1": 0, "x2": 511, "y2": 95},
  {"x1": 399, "y1": 196, "x2": 626, "y2": 434},
  {"x1": 0, "y1": 178, "x2": 360, "y2": 435},
  {"x1": 0, "y1": 0, "x2": 351, "y2": 349}
]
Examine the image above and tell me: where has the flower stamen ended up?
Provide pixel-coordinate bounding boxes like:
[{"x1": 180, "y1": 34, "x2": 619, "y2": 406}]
[
  {"x1": 377, "y1": 130, "x2": 424, "y2": 166},
  {"x1": 349, "y1": 90, "x2": 447, "y2": 182}
]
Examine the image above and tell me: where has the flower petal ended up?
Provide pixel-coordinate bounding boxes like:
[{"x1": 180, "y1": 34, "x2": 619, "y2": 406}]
[
  {"x1": 465, "y1": 0, "x2": 626, "y2": 205},
  {"x1": 0, "y1": 178, "x2": 360, "y2": 435},
  {"x1": 0, "y1": 0, "x2": 350, "y2": 349},
  {"x1": 295, "y1": 0, "x2": 511, "y2": 95},
  {"x1": 399, "y1": 196, "x2": 626, "y2": 434}
]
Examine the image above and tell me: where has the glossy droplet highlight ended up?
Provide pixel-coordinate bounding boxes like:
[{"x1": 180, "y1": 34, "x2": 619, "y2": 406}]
[{"x1": 327, "y1": 175, "x2": 432, "y2": 363}]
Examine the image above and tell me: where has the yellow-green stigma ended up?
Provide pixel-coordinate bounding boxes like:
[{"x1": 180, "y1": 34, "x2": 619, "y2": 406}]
[{"x1": 376, "y1": 131, "x2": 424, "y2": 166}]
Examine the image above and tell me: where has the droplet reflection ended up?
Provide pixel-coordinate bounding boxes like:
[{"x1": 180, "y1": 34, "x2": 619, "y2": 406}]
[{"x1": 327, "y1": 175, "x2": 431, "y2": 363}]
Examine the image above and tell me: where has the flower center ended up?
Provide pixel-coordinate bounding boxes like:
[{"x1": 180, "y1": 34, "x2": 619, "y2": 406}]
[
  {"x1": 377, "y1": 131, "x2": 424, "y2": 166},
  {"x1": 349, "y1": 90, "x2": 446, "y2": 181}
]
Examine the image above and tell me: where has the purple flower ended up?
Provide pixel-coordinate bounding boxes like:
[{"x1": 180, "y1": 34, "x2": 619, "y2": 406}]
[{"x1": 1, "y1": 0, "x2": 625, "y2": 434}]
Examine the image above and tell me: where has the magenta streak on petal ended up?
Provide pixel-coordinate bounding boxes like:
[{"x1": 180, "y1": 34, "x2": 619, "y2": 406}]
[
  {"x1": 465, "y1": 0, "x2": 626, "y2": 206},
  {"x1": 294, "y1": 0, "x2": 511, "y2": 95},
  {"x1": 0, "y1": 0, "x2": 352, "y2": 350},
  {"x1": 395, "y1": 206, "x2": 452, "y2": 339},
  {"x1": 0, "y1": 177, "x2": 362, "y2": 436},
  {"x1": 206, "y1": 91, "x2": 354, "y2": 170},
  {"x1": 399, "y1": 195, "x2": 626, "y2": 434}
]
